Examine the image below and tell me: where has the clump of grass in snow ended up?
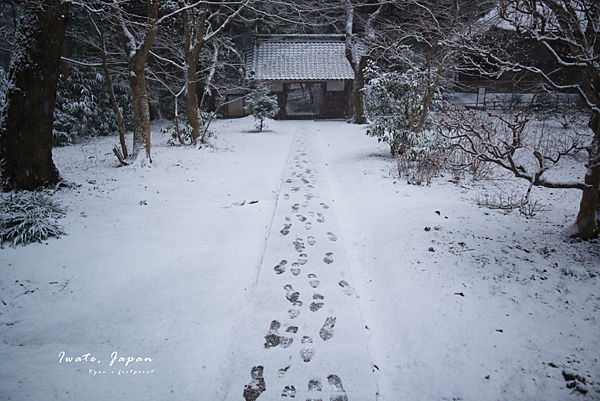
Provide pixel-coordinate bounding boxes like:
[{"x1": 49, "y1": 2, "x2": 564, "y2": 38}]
[{"x1": 0, "y1": 191, "x2": 67, "y2": 247}]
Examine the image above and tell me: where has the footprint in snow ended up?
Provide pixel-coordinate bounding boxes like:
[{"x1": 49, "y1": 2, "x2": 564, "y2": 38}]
[
  {"x1": 317, "y1": 213, "x2": 325, "y2": 223},
  {"x1": 243, "y1": 366, "x2": 266, "y2": 401},
  {"x1": 298, "y1": 254, "x2": 308, "y2": 265},
  {"x1": 284, "y1": 284, "x2": 302, "y2": 306},
  {"x1": 302, "y1": 201, "x2": 309, "y2": 208},
  {"x1": 291, "y1": 187, "x2": 300, "y2": 192},
  {"x1": 328, "y1": 375, "x2": 348, "y2": 401},
  {"x1": 323, "y1": 253, "x2": 334, "y2": 264},
  {"x1": 264, "y1": 320, "x2": 293, "y2": 349},
  {"x1": 293, "y1": 238, "x2": 305, "y2": 252},
  {"x1": 297, "y1": 215, "x2": 307, "y2": 222},
  {"x1": 308, "y1": 378, "x2": 322, "y2": 392},
  {"x1": 339, "y1": 280, "x2": 354, "y2": 295},
  {"x1": 327, "y1": 232, "x2": 337, "y2": 242},
  {"x1": 308, "y1": 274, "x2": 320, "y2": 288},
  {"x1": 286, "y1": 178, "x2": 292, "y2": 183},
  {"x1": 320, "y1": 203, "x2": 329, "y2": 209},
  {"x1": 288, "y1": 309, "x2": 300, "y2": 319},
  {"x1": 283, "y1": 193, "x2": 290, "y2": 200},
  {"x1": 290, "y1": 264, "x2": 301, "y2": 276},
  {"x1": 280, "y1": 223, "x2": 291, "y2": 236},
  {"x1": 305, "y1": 193, "x2": 314, "y2": 200},
  {"x1": 281, "y1": 385, "x2": 296, "y2": 398},
  {"x1": 274, "y1": 260, "x2": 287, "y2": 275},
  {"x1": 305, "y1": 222, "x2": 313, "y2": 230},
  {"x1": 307, "y1": 236, "x2": 316, "y2": 246},
  {"x1": 300, "y1": 336, "x2": 315, "y2": 362},
  {"x1": 319, "y1": 317, "x2": 336, "y2": 341},
  {"x1": 292, "y1": 203, "x2": 300, "y2": 212},
  {"x1": 310, "y1": 293, "x2": 324, "y2": 312}
]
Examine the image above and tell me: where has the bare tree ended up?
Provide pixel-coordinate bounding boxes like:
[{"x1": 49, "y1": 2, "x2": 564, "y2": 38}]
[
  {"x1": 457, "y1": 0, "x2": 599, "y2": 238},
  {"x1": 179, "y1": 0, "x2": 250, "y2": 144},
  {"x1": 440, "y1": 105, "x2": 589, "y2": 201},
  {"x1": 0, "y1": 0, "x2": 69, "y2": 190},
  {"x1": 111, "y1": 0, "x2": 161, "y2": 163},
  {"x1": 86, "y1": 10, "x2": 129, "y2": 159},
  {"x1": 344, "y1": 0, "x2": 388, "y2": 124},
  {"x1": 381, "y1": 0, "x2": 467, "y2": 131}
]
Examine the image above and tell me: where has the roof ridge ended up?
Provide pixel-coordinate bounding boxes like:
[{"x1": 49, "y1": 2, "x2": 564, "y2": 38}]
[{"x1": 254, "y1": 34, "x2": 346, "y2": 42}]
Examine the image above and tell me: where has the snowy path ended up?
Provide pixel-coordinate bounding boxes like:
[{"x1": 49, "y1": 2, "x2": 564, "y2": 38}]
[{"x1": 225, "y1": 123, "x2": 378, "y2": 401}]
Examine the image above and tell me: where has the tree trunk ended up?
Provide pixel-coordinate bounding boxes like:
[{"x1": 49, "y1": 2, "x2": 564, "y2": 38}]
[
  {"x1": 129, "y1": 68, "x2": 152, "y2": 162},
  {"x1": 350, "y1": 56, "x2": 368, "y2": 124},
  {"x1": 574, "y1": 111, "x2": 600, "y2": 238},
  {"x1": 114, "y1": 0, "x2": 159, "y2": 162},
  {"x1": 185, "y1": 62, "x2": 202, "y2": 144},
  {"x1": 0, "y1": 0, "x2": 68, "y2": 191},
  {"x1": 101, "y1": 39, "x2": 128, "y2": 159},
  {"x1": 182, "y1": 2, "x2": 207, "y2": 145}
]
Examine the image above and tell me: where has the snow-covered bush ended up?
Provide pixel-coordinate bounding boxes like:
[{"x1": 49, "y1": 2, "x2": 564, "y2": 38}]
[
  {"x1": 363, "y1": 63, "x2": 447, "y2": 184},
  {"x1": 395, "y1": 129, "x2": 447, "y2": 186},
  {"x1": 0, "y1": 192, "x2": 67, "y2": 247},
  {"x1": 53, "y1": 65, "x2": 133, "y2": 146},
  {"x1": 162, "y1": 111, "x2": 215, "y2": 146},
  {"x1": 364, "y1": 63, "x2": 444, "y2": 153},
  {"x1": 244, "y1": 85, "x2": 279, "y2": 132},
  {"x1": 161, "y1": 116, "x2": 194, "y2": 146}
]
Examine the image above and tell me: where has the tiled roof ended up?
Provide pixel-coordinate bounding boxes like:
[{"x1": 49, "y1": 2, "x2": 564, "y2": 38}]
[{"x1": 248, "y1": 35, "x2": 355, "y2": 81}]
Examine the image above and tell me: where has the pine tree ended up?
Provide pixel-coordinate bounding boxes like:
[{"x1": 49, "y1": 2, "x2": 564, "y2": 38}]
[{"x1": 244, "y1": 85, "x2": 279, "y2": 132}]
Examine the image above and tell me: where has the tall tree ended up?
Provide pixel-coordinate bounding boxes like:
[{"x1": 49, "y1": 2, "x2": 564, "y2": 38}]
[
  {"x1": 88, "y1": 11, "x2": 129, "y2": 159},
  {"x1": 458, "y1": 0, "x2": 600, "y2": 238},
  {"x1": 180, "y1": 0, "x2": 249, "y2": 144},
  {"x1": 384, "y1": 0, "x2": 466, "y2": 132},
  {"x1": 344, "y1": 0, "x2": 388, "y2": 124},
  {"x1": 0, "y1": 0, "x2": 69, "y2": 190},
  {"x1": 112, "y1": 0, "x2": 160, "y2": 163}
]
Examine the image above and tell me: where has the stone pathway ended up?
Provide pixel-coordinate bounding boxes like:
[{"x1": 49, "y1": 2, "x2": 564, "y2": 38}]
[{"x1": 225, "y1": 124, "x2": 377, "y2": 401}]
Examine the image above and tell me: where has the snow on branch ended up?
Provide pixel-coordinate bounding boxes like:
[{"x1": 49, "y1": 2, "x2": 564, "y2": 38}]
[{"x1": 438, "y1": 106, "x2": 592, "y2": 192}]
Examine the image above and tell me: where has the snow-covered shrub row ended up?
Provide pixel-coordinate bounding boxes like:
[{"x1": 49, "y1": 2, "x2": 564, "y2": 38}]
[
  {"x1": 0, "y1": 192, "x2": 67, "y2": 247},
  {"x1": 53, "y1": 65, "x2": 133, "y2": 146}
]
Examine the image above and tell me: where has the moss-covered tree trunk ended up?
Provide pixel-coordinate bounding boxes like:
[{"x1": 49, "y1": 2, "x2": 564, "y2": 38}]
[{"x1": 0, "y1": 0, "x2": 68, "y2": 190}]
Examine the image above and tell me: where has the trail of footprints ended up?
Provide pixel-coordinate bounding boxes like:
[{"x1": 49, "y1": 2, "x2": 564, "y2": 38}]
[{"x1": 244, "y1": 134, "x2": 353, "y2": 401}]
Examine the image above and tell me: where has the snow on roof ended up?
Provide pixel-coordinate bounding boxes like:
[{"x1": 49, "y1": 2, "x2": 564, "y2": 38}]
[
  {"x1": 248, "y1": 35, "x2": 355, "y2": 82},
  {"x1": 478, "y1": 4, "x2": 588, "y2": 33}
]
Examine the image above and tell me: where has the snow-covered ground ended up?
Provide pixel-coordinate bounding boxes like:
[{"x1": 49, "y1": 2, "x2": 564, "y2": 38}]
[{"x1": 0, "y1": 117, "x2": 598, "y2": 400}]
